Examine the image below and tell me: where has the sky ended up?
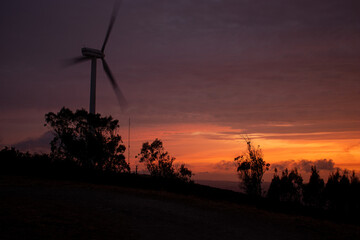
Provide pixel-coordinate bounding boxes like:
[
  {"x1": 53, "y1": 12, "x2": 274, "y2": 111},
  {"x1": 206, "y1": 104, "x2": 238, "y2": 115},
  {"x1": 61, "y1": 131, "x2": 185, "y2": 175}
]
[{"x1": 1, "y1": 0, "x2": 360, "y2": 182}]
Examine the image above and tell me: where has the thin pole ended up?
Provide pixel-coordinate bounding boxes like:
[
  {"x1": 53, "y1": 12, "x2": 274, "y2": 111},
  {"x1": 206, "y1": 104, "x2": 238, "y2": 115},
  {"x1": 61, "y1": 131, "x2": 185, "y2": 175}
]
[
  {"x1": 89, "y1": 58, "x2": 97, "y2": 114},
  {"x1": 128, "y1": 117, "x2": 131, "y2": 168}
]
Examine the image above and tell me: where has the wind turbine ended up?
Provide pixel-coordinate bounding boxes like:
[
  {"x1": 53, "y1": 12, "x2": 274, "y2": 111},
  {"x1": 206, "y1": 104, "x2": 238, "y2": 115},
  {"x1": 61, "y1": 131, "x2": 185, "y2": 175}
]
[{"x1": 69, "y1": 1, "x2": 127, "y2": 114}]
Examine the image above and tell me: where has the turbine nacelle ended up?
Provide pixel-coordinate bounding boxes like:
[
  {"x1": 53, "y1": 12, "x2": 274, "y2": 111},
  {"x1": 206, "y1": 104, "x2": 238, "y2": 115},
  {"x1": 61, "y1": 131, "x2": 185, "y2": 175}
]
[
  {"x1": 82, "y1": 47, "x2": 105, "y2": 58},
  {"x1": 68, "y1": 1, "x2": 126, "y2": 114}
]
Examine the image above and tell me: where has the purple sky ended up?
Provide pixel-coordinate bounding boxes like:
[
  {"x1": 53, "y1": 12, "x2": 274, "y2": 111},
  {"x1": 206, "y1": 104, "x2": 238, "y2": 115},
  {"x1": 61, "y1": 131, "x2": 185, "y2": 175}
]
[{"x1": 1, "y1": 1, "x2": 360, "y2": 177}]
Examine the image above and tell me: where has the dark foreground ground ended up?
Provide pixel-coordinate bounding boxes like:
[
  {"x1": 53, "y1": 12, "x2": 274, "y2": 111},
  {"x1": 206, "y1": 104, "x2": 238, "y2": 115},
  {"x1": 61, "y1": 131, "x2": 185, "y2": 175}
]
[{"x1": 0, "y1": 176, "x2": 359, "y2": 240}]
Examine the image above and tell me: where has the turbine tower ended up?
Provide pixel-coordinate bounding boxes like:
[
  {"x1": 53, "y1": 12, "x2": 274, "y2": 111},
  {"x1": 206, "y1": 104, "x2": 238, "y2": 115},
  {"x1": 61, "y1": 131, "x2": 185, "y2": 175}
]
[{"x1": 70, "y1": 1, "x2": 126, "y2": 114}]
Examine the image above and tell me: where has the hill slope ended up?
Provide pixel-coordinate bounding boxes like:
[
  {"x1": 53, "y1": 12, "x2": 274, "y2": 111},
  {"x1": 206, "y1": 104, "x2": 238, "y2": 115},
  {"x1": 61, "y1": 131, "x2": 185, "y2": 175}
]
[{"x1": 0, "y1": 176, "x2": 358, "y2": 240}]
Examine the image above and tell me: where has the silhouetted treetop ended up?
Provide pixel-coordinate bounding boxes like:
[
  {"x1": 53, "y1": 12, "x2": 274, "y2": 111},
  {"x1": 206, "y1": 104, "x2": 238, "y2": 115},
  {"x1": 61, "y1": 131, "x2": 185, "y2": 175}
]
[
  {"x1": 234, "y1": 138, "x2": 270, "y2": 196},
  {"x1": 303, "y1": 166, "x2": 325, "y2": 207},
  {"x1": 137, "y1": 138, "x2": 193, "y2": 182},
  {"x1": 45, "y1": 107, "x2": 129, "y2": 173},
  {"x1": 267, "y1": 168, "x2": 303, "y2": 202}
]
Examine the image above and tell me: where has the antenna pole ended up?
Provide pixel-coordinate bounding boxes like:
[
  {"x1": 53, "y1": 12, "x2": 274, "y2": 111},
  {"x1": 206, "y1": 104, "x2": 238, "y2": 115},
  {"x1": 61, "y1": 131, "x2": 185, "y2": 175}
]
[
  {"x1": 128, "y1": 117, "x2": 131, "y2": 169},
  {"x1": 89, "y1": 58, "x2": 97, "y2": 114}
]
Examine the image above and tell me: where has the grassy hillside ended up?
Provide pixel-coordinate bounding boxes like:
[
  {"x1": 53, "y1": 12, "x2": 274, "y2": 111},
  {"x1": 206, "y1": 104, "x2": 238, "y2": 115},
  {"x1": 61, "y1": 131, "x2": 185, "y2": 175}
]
[{"x1": 1, "y1": 175, "x2": 359, "y2": 240}]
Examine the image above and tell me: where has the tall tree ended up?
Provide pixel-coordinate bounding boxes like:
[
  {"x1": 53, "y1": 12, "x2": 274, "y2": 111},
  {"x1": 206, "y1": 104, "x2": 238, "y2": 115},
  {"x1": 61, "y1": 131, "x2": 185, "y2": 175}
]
[
  {"x1": 267, "y1": 168, "x2": 303, "y2": 203},
  {"x1": 234, "y1": 138, "x2": 270, "y2": 196},
  {"x1": 303, "y1": 166, "x2": 325, "y2": 207},
  {"x1": 324, "y1": 169, "x2": 351, "y2": 210},
  {"x1": 137, "y1": 138, "x2": 192, "y2": 182},
  {"x1": 267, "y1": 168, "x2": 281, "y2": 200},
  {"x1": 45, "y1": 107, "x2": 129, "y2": 173}
]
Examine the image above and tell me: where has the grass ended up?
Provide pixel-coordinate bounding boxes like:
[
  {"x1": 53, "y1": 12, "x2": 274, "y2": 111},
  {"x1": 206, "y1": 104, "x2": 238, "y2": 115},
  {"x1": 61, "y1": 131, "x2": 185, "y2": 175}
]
[{"x1": 1, "y1": 175, "x2": 359, "y2": 240}]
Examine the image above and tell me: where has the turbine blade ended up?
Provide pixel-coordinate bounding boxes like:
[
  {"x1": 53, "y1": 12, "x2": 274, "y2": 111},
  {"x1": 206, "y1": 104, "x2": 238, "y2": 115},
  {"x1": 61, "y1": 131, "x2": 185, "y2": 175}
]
[
  {"x1": 63, "y1": 56, "x2": 89, "y2": 67},
  {"x1": 102, "y1": 59, "x2": 128, "y2": 111},
  {"x1": 101, "y1": 0, "x2": 121, "y2": 53}
]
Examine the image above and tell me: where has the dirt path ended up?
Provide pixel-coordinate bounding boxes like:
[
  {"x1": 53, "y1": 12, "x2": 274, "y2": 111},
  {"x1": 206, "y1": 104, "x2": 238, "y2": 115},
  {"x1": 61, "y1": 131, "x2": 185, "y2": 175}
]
[{"x1": 0, "y1": 176, "x2": 359, "y2": 240}]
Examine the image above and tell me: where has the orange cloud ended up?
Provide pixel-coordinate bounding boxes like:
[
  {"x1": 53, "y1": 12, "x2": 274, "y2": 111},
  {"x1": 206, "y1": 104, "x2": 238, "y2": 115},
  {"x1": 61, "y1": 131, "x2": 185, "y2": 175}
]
[{"x1": 123, "y1": 123, "x2": 360, "y2": 181}]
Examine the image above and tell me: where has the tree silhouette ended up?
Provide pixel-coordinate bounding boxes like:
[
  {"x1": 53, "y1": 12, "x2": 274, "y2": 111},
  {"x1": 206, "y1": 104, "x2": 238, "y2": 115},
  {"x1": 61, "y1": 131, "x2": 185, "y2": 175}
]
[
  {"x1": 177, "y1": 163, "x2": 193, "y2": 183},
  {"x1": 281, "y1": 168, "x2": 303, "y2": 202},
  {"x1": 324, "y1": 169, "x2": 351, "y2": 211},
  {"x1": 267, "y1": 168, "x2": 303, "y2": 203},
  {"x1": 137, "y1": 138, "x2": 192, "y2": 182},
  {"x1": 45, "y1": 107, "x2": 129, "y2": 173},
  {"x1": 267, "y1": 168, "x2": 281, "y2": 201},
  {"x1": 349, "y1": 171, "x2": 360, "y2": 213},
  {"x1": 303, "y1": 166, "x2": 324, "y2": 207},
  {"x1": 234, "y1": 138, "x2": 270, "y2": 196}
]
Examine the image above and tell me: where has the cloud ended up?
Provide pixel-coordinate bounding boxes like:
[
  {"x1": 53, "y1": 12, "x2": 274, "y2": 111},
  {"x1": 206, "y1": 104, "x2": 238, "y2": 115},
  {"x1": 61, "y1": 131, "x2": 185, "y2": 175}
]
[
  {"x1": 212, "y1": 160, "x2": 237, "y2": 171},
  {"x1": 1, "y1": 0, "x2": 360, "y2": 148},
  {"x1": 271, "y1": 159, "x2": 335, "y2": 173},
  {"x1": 256, "y1": 130, "x2": 360, "y2": 141}
]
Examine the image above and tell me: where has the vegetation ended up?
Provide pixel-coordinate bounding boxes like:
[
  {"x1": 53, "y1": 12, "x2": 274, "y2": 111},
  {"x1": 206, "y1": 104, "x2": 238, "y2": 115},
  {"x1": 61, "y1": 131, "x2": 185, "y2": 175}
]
[
  {"x1": 234, "y1": 138, "x2": 270, "y2": 196},
  {"x1": 302, "y1": 166, "x2": 325, "y2": 207},
  {"x1": 267, "y1": 168, "x2": 303, "y2": 203},
  {"x1": 266, "y1": 166, "x2": 360, "y2": 220},
  {"x1": 324, "y1": 169, "x2": 359, "y2": 212},
  {"x1": 230, "y1": 137, "x2": 360, "y2": 221},
  {"x1": 0, "y1": 108, "x2": 193, "y2": 185},
  {"x1": 0, "y1": 147, "x2": 52, "y2": 175},
  {"x1": 137, "y1": 138, "x2": 193, "y2": 182},
  {"x1": 0, "y1": 107, "x2": 359, "y2": 224},
  {"x1": 45, "y1": 107, "x2": 129, "y2": 173}
]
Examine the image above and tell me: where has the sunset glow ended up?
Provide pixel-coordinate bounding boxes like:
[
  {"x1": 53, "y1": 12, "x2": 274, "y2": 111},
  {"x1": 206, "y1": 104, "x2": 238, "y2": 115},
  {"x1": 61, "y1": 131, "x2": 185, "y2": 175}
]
[
  {"x1": 121, "y1": 122, "x2": 360, "y2": 181},
  {"x1": 1, "y1": 0, "x2": 359, "y2": 183}
]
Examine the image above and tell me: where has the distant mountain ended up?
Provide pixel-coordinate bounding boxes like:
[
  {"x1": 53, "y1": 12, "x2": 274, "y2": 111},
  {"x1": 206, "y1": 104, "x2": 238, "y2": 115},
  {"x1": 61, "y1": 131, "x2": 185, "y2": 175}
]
[
  {"x1": 195, "y1": 179, "x2": 271, "y2": 194},
  {"x1": 195, "y1": 180, "x2": 241, "y2": 192}
]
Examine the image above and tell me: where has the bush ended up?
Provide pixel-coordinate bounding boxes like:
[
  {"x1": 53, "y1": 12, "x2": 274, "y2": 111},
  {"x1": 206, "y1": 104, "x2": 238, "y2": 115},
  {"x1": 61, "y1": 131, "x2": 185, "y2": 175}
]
[
  {"x1": 137, "y1": 139, "x2": 193, "y2": 182},
  {"x1": 234, "y1": 138, "x2": 269, "y2": 196}
]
